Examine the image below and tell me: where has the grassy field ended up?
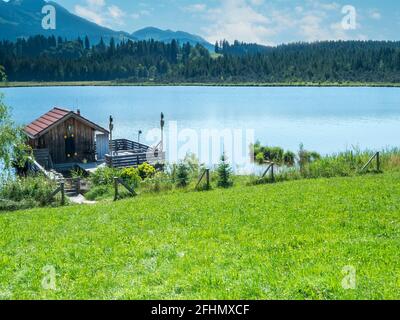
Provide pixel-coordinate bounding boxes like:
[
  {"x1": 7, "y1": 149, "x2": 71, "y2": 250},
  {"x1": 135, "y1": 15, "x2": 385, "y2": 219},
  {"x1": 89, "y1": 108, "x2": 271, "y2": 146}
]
[
  {"x1": 0, "y1": 172, "x2": 399, "y2": 300},
  {"x1": 1, "y1": 81, "x2": 400, "y2": 88}
]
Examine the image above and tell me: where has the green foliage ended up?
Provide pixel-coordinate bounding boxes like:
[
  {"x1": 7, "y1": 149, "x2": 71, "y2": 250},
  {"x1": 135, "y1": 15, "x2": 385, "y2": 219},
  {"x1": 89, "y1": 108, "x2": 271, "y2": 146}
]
[
  {"x1": 2, "y1": 36, "x2": 400, "y2": 83},
  {"x1": 0, "y1": 175, "x2": 58, "y2": 211},
  {"x1": 175, "y1": 162, "x2": 190, "y2": 188},
  {"x1": 141, "y1": 171, "x2": 173, "y2": 193},
  {"x1": 89, "y1": 167, "x2": 121, "y2": 186},
  {"x1": 0, "y1": 94, "x2": 29, "y2": 170},
  {"x1": 283, "y1": 151, "x2": 296, "y2": 167},
  {"x1": 120, "y1": 167, "x2": 141, "y2": 188},
  {"x1": 253, "y1": 142, "x2": 296, "y2": 166},
  {"x1": 255, "y1": 152, "x2": 265, "y2": 164},
  {"x1": 70, "y1": 167, "x2": 86, "y2": 179},
  {"x1": 137, "y1": 163, "x2": 156, "y2": 180},
  {"x1": 298, "y1": 143, "x2": 321, "y2": 170},
  {"x1": 217, "y1": 154, "x2": 233, "y2": 188},
  {"x1": 84, "y1": 185, "x2": 113, "y2": 201},
  {"x1": 0, "y1": 65, "x2": 6, "y2": 82}
]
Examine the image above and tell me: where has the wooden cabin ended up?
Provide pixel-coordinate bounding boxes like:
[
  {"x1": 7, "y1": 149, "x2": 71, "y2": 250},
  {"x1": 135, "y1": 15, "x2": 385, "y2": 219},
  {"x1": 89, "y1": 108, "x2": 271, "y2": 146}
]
[{"x1": 24, "y1": 107, "x2": 109, "y2": 169}]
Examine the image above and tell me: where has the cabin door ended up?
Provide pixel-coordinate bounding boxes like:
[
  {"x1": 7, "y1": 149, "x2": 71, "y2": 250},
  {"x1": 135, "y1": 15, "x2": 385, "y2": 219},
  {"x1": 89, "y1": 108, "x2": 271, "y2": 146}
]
[
  {"x1": 65, "y1": 137, "x2": 76, "y2": 160},
  {"x1": 96, "y1": 133, "x2": 109, "y2": 161}
]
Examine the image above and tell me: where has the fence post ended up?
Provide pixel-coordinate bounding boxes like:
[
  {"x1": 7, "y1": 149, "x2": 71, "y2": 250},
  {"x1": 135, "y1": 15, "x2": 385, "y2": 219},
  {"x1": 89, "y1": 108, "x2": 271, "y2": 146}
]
[
  {"x1": 271, "y1": 163, "x2": 275, "y2": 182},
  {"x1": 75, "y1": 178, "x2": 81, "y2": 195},
  {"x1": 114, "y1": 177, "x2": 119, "y2": 201},
  {"x1": 376, "y1": 152, "x2": 380, "y2": 171},
  {"x1": 206, "y1": 169, "x2": 210, "y2": 190},
  {"x1": 60, "y1": 182, "x2": 65, "y2": 206}
]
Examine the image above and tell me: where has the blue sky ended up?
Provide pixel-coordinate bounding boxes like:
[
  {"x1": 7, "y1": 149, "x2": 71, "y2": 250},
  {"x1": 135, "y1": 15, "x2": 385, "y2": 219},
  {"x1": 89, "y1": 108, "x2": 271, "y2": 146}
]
[{"x1": 54, "y1": 0, "x2": 400, "y2": 45}]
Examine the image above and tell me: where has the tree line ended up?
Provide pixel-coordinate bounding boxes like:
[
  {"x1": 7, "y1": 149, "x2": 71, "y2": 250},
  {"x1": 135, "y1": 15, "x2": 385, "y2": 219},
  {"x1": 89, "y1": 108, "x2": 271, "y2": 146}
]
[{"x1": 1, "y1": 35, "x2": 400, "y2": 83}]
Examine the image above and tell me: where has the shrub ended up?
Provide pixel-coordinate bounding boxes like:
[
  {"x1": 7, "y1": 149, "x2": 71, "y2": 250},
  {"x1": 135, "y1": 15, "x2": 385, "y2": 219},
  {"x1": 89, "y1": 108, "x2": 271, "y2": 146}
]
[
  {"x1": 175, "y1": 162, "x2": 190, "y2": 188},
  {"x1": 137, "y1": 163, "x2": 156, "y2": 180},
  {"x1": 89, "y1": 167, "x2": 121, "y2": 186},
  {"x1": 84, "y1": 185, "x2": 112, "y2": 201},
  {"x1": 263, "y1": 146, "x2": 284, "y2": 164},
  {"x1": 0, "y1": 175, "x2": 58, "y2": 210},
  {"x1": 255, "y1": 152, "x2": 265, "y2": 164},
  {"x1": 120, "y1": 167, "x2": 141, "y2": 188},
  {"x1": 141, "y1": 171, "x2": 173, "y2": 193},
  {"x1": 217, "y1": 154, "x2": 233, "y2": 188},
  {"x1": 283, "y1": 151, "x2": 296, "y2": 167}
]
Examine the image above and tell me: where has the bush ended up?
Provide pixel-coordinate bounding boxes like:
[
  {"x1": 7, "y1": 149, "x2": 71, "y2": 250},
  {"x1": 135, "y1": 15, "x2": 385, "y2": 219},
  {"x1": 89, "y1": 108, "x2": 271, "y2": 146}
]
[
  {"x1": 141, "y1": 172, "x2": 173, "y2": 193},
  {"x1": 0, "y1": 175, "x2": 58, "y2": 210},
  {"x1": 255, "y1": 152, "x2": 265, "y2": 164},
  {"x1": 283, "y1": 151, "x2": 296, "y2": 167},
  {"x1": 217, "y1": 154, "x2": 233, "y2": 188},
  {"x1": 175, "y1": 162, "x2": 190, "y2": 188},
  {"x1": 137, "y1": 163, "x2": 156, "y2": 180},
  {"x1": 120, "y1": 167, "x2": 141, "y2": 188},
  {"x1": 89, "y1": 167, "x2": 121, "y2": 186},
  {"x1": 84, "y1": 185, "x2": 113, "y2": 201}
]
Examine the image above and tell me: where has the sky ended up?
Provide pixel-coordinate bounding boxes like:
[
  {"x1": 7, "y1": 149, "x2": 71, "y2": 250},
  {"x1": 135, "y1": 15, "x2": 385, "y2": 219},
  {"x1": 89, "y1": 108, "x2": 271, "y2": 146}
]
[{"x1": 53, "y1": 0, "x2": 400, "y2": 45}]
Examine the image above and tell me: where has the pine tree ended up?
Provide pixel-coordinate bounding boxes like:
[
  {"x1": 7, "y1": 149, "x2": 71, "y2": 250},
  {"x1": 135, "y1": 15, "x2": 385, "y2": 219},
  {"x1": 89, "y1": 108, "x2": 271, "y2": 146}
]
[
  {"x1": 217, "y1": 153, "x2": 233, "y2": 188},
  {"x1": 84, "y1": 36, "x2": 90, "y2": 51}
]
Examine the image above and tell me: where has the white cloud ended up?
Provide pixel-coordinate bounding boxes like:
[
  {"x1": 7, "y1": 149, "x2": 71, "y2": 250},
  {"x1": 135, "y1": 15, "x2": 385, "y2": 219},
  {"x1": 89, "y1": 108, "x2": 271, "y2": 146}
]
[
  {"x1": 108, "y1": 5, "x2": 125, "y2": 19},
  {"x1": 74, "y1": 0, "x2": 126, "y2": 28},
  {"x1": 369, "y1": 10, "x2": 382, "y2": 20},
  {"x1": 202, "y1": 0, "x2": 275, "y2": 44},
  {"x1": 183, "y1": 4, "x2": 207, "y2": 13},
  {"x1": 75, "y1": 5, "x2": 104, "y2": 25}
]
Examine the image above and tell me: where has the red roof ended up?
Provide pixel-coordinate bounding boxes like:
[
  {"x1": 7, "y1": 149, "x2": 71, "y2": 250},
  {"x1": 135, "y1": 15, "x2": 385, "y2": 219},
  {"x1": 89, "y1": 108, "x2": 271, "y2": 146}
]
[{"x1": 24, "y1": 107, "x2": 109, "y2": 138}]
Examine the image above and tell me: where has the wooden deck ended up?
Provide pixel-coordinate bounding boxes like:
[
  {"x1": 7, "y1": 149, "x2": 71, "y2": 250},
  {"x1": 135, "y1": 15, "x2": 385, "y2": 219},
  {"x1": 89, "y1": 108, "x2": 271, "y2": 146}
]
[{"x1": 106, "y1": 139, "x2": 165, "y2": 168}]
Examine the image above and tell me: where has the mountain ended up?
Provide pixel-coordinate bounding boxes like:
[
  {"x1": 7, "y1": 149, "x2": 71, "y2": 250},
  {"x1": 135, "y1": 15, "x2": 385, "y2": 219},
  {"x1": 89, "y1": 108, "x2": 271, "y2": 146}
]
[
  {"x1": 132, "y1": 27, "x2": 214, "y2": 51},
  {"x1": 0, "y1": 0, "x2": 133, "y2": 44},
  {"x1": 0, "y1": 1, "x2": 214, "y2": 51}
]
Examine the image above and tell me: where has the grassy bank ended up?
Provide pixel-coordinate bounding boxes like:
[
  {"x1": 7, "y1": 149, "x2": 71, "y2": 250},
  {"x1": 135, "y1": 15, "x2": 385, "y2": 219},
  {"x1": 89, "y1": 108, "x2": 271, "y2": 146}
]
[
  {"x1": 1, "y1": 81, "x2": 400, "y2": 88},
  {"x1": 0, "y1": 171, "x2": 399, "y2": 299}
]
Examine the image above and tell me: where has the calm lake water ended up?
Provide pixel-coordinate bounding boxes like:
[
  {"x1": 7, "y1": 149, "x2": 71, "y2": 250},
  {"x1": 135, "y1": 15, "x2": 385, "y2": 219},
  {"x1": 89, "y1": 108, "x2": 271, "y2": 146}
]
[{"x1": 1, "y1": 86, "x2": 400, "y2": 166}]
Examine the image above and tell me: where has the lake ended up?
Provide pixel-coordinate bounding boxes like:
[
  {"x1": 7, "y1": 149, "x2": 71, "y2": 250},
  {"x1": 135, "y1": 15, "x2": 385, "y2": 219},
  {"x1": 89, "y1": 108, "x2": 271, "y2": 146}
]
[{"x1": 1, "y1": 86, "x2": 400, "y2": 167}]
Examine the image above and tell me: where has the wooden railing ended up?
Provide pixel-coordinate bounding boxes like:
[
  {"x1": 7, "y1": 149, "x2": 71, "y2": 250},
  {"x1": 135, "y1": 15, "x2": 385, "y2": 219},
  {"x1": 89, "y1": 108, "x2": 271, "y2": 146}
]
[
  {"x1": 110, "y1": 139, "x2": 150, "y2": 153},
  {"x1": 105, "y1": 151, "x2": 165, "y2": 168}
]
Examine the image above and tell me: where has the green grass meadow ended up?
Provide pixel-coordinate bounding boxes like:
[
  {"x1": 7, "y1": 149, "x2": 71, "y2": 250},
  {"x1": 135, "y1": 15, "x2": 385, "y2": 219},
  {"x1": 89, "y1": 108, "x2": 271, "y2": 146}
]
[{"x1": 0, "y1": 172, "x2": 399, "y2": 300}]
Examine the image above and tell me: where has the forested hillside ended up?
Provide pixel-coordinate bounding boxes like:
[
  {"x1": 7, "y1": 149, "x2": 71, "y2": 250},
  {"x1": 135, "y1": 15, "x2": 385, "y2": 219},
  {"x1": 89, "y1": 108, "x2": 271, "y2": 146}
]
[{"x1": 1, "y1": 36, "x2": 400, "y2": 83}]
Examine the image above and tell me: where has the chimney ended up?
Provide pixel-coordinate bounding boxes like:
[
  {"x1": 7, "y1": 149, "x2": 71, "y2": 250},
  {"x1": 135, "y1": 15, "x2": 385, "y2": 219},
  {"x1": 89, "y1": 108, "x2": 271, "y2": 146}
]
[{"x1": 77, "y1": 109, "x2": 81, "y2": 116}]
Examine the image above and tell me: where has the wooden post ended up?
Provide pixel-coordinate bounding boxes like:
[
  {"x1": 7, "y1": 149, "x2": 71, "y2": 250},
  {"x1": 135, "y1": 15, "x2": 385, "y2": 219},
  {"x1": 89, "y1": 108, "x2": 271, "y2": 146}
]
[
  {"x1": 271, "y1": 163, "x2": 275, "y2": 182},
  {"x1": 206, "y1": 169, "x2": 210, "y2": 190},
  {"x1": 376, "y1": 152, "x2": 380, "y2": 172},
  {"x1": 60, "y1": 182, "x2": 65, "y2": 206},
  {"x1": 114, "y1": 177, "x2": 119, "y2": 201},
  {"x1": 75, "y1": 178, "x2": 81, "y2": 195}
]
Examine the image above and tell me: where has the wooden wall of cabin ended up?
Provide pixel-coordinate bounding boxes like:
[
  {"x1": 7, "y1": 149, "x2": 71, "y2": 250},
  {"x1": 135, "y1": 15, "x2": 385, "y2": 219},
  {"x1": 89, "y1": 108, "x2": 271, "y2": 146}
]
[{"x1": 31, "y1": 117, "x2": 96, "y2": 164}]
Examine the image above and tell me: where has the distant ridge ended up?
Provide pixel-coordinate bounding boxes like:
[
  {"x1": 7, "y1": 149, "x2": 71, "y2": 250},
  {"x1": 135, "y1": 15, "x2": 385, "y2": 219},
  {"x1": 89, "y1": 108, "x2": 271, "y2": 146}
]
[{"x1": 132, "y1": 27, "x2": 214, "y2": 51}]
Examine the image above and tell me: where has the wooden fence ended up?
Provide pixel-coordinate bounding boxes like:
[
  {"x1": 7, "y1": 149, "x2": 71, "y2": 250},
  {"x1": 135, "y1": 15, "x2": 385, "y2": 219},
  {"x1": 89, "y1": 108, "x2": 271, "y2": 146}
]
[
  {"x1": 114, "y1": 177, "x2": 137, "y2": 201},
  {"x1": 195, "y1": 169, "x2": 211, "y2": 190},
  {"x1": 361, "y1": 152, "x2": 381, "y2": 172},
  {"x1": 49, "y1": 181, "x2": 65, "y2": 206}
]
